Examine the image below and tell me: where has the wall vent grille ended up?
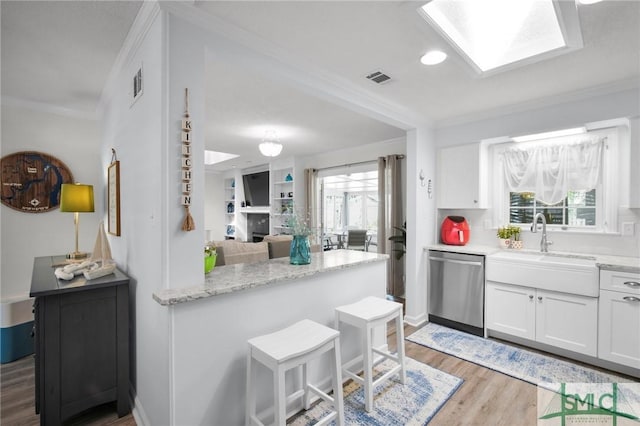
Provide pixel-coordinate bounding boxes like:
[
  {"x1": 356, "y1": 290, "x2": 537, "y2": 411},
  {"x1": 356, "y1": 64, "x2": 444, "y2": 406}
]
[{"x1": 365, "y1": 71, "x2": 392, "y2": 84}]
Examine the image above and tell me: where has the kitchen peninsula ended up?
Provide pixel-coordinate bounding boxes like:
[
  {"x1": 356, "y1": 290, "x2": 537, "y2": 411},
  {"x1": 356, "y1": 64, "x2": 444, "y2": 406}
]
[{"x1": 153, "y1": 249, "x2": 389, "y2": 425}]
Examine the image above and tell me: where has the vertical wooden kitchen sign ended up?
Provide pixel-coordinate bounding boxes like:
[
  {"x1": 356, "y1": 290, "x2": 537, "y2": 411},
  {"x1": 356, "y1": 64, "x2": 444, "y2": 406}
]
[{"x1": 181, "y1": 88, "x2": 195, "y2": 231}]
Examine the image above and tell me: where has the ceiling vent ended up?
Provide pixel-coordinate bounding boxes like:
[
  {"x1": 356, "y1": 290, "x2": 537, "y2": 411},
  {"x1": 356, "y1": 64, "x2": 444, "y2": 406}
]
[{"x1": 365, "y1": 71, "x2": 392, "y2": 84}]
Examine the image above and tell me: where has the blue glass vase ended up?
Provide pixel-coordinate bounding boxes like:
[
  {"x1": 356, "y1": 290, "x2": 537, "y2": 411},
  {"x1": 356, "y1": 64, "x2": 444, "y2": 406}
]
[{"x1": 290, "y1": 235, "x2": 311, "y2": 265}]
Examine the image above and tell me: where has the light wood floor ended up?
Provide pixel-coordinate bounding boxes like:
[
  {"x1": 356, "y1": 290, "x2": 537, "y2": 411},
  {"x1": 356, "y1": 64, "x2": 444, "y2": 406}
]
[
  {"x1": 1, "y1": 324, "x2": 628, "y2": 426},
  {"x1": 399, "y1": 325, "x2": 538, "y2": 426}
]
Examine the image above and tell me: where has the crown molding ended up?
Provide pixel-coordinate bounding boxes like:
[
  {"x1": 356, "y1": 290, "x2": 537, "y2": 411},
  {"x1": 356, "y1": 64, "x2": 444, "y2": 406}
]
[{"x1": 97, "y1": 1, "x2": 162, "y2": 114}]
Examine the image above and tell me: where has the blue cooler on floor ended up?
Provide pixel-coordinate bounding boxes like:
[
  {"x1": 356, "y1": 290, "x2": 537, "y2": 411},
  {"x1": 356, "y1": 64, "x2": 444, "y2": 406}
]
[{"x1": 1, "y1": 298, "x2": 34, "y2": 363}]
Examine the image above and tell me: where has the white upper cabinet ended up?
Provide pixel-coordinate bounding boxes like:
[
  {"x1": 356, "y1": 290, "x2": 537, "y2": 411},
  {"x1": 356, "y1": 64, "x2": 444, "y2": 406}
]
[{"x1": 437, "y1": 142, "x2": 488, "y2": 209}]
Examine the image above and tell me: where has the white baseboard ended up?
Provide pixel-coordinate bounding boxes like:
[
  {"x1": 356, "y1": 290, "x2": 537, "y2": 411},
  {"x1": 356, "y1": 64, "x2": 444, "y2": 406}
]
[
  {"x1": 404, "y1": 313, "x2": 427, "y2": 328},
  {"x1": 130, "y1": 385, "x2": 151, "y2": 426}
]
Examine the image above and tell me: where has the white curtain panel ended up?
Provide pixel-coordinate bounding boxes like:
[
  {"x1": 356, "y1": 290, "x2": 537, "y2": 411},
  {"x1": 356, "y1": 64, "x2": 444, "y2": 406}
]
[{"x1": 502, "y1": 136, "x2": 604, "y2": 205}]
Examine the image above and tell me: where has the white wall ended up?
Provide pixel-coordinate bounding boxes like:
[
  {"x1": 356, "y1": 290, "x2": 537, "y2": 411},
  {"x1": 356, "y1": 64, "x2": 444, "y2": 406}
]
[
  {"x1": 172, "y1": 259, "x2": 387, "y2": 425},
  {"x1": 435, "y1": 88, "x2": 640, "y2": 147},
  {"x1": 298, "y1": 137, "x2": 406, "y2": 170},
  {"x1": 434, "y1": 88, "x2": 640, "y2": 257},
  {"x1": 405, "y1": 126, "x2": 436, "y2": 327},
  {"x1": 1, "y1": 104, "x2": 103, "y2": 301},
  {"x1": 99, "y1": 6, "x2": 171, "y2": 425}
]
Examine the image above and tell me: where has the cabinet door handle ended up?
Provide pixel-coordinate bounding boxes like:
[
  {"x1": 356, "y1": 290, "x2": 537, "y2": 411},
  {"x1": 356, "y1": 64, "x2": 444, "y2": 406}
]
[
  {"x1": 623, "y1": 281, "x2": 640, "y2": 288},
  {"x1": 538, "y1": 296, "x2": 543, "y2": 301},
  {"x1": 623, "y1": 296, "x2": 640, "y2": 302},
  {"x1": 529, "y1": 295, "x2": 534, "y2": 300}
]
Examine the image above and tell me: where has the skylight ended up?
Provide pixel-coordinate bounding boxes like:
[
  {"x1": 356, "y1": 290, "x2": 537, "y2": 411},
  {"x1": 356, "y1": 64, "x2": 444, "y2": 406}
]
[
  {"x1": 418, "y1": 0, "x2": 583, "y2": 74},
  {"x1": 204, "y1": 150, "x2": 239, "y2": 165}
]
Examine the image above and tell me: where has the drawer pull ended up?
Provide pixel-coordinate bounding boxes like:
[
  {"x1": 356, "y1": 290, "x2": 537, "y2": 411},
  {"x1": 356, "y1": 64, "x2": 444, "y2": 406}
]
[
  {"x1": 623, "y1": 296, "x2": 640, "y2": 302},
  {"x1": 623, "y1": 281, "x2": 640, "y2": 288}
]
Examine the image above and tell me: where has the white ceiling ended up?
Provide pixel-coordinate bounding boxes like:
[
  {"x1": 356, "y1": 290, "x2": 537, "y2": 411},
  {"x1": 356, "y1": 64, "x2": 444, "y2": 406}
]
[
  {"x1": 1, "y1": 0, "x2": 142, "y2": 114},
  {"x1": 2, "y1": 1, "x2": 639, "y2": 170}
]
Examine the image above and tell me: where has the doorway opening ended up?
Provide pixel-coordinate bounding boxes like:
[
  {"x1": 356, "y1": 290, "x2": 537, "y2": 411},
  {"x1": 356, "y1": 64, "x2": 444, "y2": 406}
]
[{"x1": 321, "y1": 170, "x2": 378, "y2": 252}]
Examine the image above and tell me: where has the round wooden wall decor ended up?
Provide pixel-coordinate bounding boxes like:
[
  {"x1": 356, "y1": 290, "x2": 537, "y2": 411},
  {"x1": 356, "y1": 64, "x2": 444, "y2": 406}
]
[{"x1": 1, "y1": 151, "x2": 74, "y2": 213}]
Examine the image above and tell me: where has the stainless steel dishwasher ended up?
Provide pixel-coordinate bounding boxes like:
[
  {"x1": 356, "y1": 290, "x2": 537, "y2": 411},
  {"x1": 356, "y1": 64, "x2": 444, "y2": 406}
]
[{"x1": 428, "y1": 250, "x2": 485, "y2": 336}]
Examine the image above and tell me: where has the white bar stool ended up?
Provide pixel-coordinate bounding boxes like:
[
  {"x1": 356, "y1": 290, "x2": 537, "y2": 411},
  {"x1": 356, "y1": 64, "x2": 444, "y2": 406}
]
[
  {"x1": 334, "y1": 296, "x2": 406, "y2": 412},
  {"x1": 246, "y1": 319, "x2": 345, "y2": 426}
]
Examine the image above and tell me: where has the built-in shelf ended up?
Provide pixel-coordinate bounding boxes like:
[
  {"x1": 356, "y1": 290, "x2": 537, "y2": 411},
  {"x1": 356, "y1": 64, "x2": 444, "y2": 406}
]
[
  {"x1": 272, "y1": 166, "x2": 294, "y2": 235},
  {"x1": 224, "y1": 178, "x2": 236, "y2": 236}
]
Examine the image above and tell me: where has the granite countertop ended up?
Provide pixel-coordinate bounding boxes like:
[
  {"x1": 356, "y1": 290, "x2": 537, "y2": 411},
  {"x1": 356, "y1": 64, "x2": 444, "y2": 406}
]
[
  {"x1": 425, "y1": 244, "x2": 639, "y2": 273},
  {"x1": 153, "y1": 250, "x2": 389, "y2": 306}
]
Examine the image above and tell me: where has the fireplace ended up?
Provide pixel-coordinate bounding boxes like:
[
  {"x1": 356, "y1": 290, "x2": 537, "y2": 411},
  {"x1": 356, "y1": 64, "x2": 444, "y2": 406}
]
[
  {"x1": 246, "y1": 214, "x2": 269, "y2": 242},
  {"x1": 252, "y1": 232, "x2": 267, "y2": 242}
]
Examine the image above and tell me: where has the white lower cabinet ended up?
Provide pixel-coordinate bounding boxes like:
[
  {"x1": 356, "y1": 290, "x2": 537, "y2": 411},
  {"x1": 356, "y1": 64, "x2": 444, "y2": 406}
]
[
  {"x1": 487, "y1": 281, "x2": 598, "y2": 357},
  {"x1": 535, "y1": 289, "x2": 598, "y2": 356},
  {"x1": 598, "y1": 270, "x2": 640, "y2": 369},
  {"x1": 486, "y1": 281, "x2": 535, "y2": 340}
]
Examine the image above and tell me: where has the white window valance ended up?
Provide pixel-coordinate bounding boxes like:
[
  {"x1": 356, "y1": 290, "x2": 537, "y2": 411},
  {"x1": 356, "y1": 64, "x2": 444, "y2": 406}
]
[{"x1": 501, "y1": 136, "x2": 604, "y2": 205}]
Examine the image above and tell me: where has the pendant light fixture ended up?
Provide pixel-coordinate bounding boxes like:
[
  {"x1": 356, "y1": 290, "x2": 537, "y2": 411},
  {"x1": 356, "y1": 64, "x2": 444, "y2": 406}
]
[{"x1": 259, "y1": 130, "x2": 283, "y2": 157}]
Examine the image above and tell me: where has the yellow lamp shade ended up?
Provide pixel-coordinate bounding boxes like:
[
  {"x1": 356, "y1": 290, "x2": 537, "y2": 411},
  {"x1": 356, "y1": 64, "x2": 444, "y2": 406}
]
[{"x1": 60, "y1": 184, "x2": 95, "y2": 212}]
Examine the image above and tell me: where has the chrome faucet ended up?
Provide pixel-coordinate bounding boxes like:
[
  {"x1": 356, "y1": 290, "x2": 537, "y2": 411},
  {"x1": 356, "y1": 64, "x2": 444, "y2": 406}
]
[{"x1": 531, "y1": 213, "x2": 552, "y2": 252}]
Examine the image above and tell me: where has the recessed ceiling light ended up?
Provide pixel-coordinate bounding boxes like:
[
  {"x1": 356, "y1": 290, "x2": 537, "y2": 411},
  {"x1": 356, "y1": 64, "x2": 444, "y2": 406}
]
[
  {"x1": 577, "y1": 0, "x2": 603, "y2": 4},
  {"x1": 420, "y1": 50, "x2": 447, "y2": 65}
]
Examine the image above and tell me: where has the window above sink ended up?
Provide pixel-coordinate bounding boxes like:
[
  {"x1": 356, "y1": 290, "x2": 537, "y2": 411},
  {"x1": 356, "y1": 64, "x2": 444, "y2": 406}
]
[
  {"x1": 489, "y1": 119, "x2": 629, "y2": 234},
  {"x1": 509, "y1": 189, "x2": 597, "y2": 229}
]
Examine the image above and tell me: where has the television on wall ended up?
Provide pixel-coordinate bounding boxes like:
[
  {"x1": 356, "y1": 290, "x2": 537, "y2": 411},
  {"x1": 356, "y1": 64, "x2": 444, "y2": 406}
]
[{"x1": 242, "y1": 171, "x2": 269, "y2": 207}]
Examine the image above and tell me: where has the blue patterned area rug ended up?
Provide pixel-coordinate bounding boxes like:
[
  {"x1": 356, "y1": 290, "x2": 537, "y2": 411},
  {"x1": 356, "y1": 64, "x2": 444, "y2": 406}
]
[
  {"x1": 290, "y1": 357, "x2": 462, "y2": 426},
  {"x1": 407, "y1": 322, "x2": 637, "y2": 386}
]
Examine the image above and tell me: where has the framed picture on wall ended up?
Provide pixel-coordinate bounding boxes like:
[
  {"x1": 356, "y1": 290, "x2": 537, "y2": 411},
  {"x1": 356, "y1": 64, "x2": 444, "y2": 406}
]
[{"x1": 108, "y1": 160, "x2": 121, "y2": 236}]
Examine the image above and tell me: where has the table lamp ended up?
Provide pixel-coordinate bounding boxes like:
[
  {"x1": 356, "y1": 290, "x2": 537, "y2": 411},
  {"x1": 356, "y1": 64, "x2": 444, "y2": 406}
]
[{"x1": 60, "y1": 183, "x2": 95, "y2": 259}]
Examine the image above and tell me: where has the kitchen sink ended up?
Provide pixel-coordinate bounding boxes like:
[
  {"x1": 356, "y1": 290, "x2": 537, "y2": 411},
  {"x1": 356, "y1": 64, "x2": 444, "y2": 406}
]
[
  {"x1": 490, "y1": 250, "x2": 596, "y2": 266},
  {"x1": 486, "y1": 250, "x2": 599, "y2": 297}
]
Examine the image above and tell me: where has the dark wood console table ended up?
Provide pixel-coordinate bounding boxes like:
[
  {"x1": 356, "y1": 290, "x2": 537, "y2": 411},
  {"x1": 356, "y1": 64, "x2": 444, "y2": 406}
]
[{"x1": 30, "y1": 256, "x2": 130, "y2": 425}]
